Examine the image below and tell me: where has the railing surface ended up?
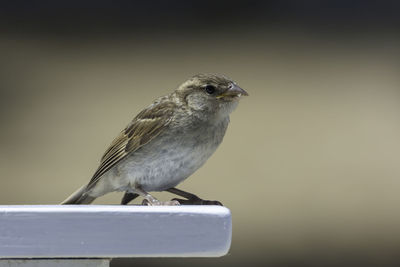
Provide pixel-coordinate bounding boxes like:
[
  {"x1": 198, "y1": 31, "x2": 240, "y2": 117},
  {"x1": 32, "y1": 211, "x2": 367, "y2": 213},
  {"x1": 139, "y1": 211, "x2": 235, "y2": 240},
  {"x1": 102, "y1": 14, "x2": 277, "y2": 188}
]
[{"x1": 0, "y1": 205, "x2": 231, "y2": 266}]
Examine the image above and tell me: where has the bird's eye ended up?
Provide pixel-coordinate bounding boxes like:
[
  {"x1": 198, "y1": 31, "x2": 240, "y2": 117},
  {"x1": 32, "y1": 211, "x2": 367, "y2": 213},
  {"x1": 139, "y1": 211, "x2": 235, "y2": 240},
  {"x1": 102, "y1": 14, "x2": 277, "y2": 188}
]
[{"x1": 204, "y1": 85, "x2": 216, "y2": 95}]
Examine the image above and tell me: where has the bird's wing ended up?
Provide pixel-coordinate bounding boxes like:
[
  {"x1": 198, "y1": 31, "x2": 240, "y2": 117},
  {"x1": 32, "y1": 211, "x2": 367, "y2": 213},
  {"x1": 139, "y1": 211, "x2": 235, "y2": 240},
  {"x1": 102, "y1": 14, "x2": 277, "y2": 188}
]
[{"x1": 86, "y1": 99, "x2": 176, "y2": 189}]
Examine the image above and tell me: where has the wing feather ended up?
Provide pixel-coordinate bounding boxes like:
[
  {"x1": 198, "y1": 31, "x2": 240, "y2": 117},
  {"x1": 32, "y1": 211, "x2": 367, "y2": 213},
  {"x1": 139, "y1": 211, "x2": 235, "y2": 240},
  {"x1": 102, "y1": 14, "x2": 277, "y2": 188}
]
[{"x1": 86, "y1": 99, "x2": 175, "y2": 189}]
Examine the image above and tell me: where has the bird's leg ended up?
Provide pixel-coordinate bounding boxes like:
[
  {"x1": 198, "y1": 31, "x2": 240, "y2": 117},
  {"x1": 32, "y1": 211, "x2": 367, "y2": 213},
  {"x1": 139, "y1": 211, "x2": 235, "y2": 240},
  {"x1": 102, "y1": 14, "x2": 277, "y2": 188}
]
[
  {"x1": 120, "y1": 192, "x2": 139, "y2": 205},
  {"x1": 166, "y1": 187, "x2": 223, "y2": 206},
  {"x1": 135, "y1": 186, "x2": 180, "y2": 206}
]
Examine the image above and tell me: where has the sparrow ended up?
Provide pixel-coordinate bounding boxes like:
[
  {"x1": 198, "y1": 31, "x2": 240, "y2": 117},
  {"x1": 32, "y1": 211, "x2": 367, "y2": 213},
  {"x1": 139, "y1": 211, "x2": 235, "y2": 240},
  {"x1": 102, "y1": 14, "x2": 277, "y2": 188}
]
[{"x1": 61, "y1": 73, "x2": 248, "y2": 205}]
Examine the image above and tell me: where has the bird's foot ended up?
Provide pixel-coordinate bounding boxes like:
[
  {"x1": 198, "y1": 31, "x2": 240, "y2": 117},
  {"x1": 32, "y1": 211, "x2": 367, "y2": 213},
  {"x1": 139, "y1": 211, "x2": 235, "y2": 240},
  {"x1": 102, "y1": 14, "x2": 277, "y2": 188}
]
[
  {"x1": 171, "y1": 197, "x2": 223, "y2": 206},
  {"x1": 142, "y1": 199, "x2": 180, "y2": 206}
]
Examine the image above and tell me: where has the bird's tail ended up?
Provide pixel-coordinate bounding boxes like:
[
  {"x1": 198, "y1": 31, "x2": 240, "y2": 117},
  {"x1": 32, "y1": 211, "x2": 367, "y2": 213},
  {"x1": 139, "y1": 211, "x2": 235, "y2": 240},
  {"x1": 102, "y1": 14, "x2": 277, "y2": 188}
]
[{"x1": 60, "y1": 185, "x2": 96, "y2": 205}]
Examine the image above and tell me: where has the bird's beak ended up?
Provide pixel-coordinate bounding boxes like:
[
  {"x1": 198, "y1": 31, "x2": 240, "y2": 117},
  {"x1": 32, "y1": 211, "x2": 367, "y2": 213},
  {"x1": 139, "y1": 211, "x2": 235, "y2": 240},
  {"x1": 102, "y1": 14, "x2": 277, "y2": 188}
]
[{"x1": 217, "y1": 84, "x2": 249, "y2": 99}]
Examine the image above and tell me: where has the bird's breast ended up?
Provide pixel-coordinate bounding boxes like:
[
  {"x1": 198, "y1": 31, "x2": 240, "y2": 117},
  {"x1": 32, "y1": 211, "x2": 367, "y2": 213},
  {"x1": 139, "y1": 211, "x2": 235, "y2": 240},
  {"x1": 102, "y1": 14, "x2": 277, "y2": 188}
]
[{"x1": 117, "y1": 118, "x2": 229, "y2": 191}]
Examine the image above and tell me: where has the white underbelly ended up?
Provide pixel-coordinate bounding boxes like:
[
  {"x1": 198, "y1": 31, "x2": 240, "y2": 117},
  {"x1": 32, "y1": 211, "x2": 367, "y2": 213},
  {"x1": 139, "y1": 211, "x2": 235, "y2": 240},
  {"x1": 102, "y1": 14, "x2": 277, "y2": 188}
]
[{"x1": 117, "y1": 133, "x2": 220, "y2": 192}]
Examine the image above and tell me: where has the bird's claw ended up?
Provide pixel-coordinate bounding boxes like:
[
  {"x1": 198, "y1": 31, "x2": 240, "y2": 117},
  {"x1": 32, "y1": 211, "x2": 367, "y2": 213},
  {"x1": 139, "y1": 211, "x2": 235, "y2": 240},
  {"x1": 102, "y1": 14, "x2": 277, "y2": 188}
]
[
  {"x1": 141, "y1": 199, "x2": 180, "y2": 206},
  {"x1": 171, "y1": 197, "x2": 223, "y2": 206}
]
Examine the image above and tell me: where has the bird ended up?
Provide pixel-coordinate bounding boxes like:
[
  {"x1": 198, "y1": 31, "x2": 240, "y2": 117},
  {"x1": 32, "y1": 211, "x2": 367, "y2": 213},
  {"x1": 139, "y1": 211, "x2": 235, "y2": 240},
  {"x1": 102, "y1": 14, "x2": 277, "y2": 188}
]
[{"x1": 61, "y1": 73, "x2": 248, "y2": 205}]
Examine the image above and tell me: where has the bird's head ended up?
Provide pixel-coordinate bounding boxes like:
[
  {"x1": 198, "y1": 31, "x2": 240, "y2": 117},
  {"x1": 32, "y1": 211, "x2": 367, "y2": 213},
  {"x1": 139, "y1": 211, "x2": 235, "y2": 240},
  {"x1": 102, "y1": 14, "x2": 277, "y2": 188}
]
[{"x1": 175, "y1": 74, "x2": 248, "y2": 120}]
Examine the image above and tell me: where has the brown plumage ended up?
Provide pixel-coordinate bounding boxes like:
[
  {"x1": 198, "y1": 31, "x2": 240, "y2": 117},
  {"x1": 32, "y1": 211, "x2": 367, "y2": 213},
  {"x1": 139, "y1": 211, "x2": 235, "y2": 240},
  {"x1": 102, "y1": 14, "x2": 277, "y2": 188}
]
[{"x1": 87, "y1": 100, "x2": 176, "y2": 190}]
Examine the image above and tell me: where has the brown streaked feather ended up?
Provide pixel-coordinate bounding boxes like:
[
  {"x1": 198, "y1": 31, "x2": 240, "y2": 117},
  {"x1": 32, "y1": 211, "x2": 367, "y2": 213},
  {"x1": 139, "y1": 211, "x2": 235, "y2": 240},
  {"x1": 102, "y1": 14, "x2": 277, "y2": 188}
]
[{"x1": 86, "y1": 99, "x2": 176, "y2": 189}]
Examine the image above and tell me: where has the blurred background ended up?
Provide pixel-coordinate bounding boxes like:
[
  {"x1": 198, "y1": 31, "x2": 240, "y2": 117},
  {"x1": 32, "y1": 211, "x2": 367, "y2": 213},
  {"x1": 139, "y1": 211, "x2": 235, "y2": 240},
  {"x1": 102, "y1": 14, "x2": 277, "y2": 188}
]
[{"x1": 1, "y1": 1, "x2": 400, "y2": 266}]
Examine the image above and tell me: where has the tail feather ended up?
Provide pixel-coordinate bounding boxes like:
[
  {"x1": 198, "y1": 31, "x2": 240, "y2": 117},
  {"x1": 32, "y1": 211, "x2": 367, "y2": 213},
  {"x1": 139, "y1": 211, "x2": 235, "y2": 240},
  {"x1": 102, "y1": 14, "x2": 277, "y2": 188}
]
[{"x1": 61, "y1": 185, "x2": 96, "y2": 205}]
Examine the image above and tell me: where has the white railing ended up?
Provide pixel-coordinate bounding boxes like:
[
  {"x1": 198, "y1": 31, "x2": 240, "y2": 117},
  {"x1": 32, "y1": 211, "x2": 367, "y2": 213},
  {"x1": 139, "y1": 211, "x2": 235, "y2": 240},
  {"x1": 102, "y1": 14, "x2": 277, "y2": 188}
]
[{"x1": 0, "y1": 205, "x2": 231, "y2": 267}]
